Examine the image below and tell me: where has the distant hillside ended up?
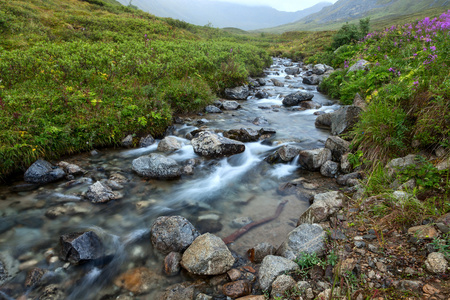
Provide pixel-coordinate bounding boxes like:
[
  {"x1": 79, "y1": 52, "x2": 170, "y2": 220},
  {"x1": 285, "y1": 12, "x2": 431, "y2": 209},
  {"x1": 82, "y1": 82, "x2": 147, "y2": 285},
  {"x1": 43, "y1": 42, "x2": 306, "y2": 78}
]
[
  {"x1": 261, "y1": 0, "x2": 450, "y2": 32},
  {"x1": 116, "y1": 0, "x2": 332, "y2": 30}
]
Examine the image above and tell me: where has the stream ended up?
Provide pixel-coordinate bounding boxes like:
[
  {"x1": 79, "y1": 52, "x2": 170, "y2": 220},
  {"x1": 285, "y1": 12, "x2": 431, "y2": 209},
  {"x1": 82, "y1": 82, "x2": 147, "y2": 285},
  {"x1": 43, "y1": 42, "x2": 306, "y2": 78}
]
[{"x1": 0, "y1": 58, "x2": 340, "y2": 299}]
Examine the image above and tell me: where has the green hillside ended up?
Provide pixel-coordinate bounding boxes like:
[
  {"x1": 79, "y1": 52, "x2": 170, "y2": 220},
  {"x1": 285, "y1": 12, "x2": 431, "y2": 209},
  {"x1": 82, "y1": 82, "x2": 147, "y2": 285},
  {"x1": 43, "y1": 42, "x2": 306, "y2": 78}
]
[
  {"x1": 0, "y1": 0, "x2": 271, "y2": 178},
  {"x1": 260, "y1": 0, "x2": 450, "y2": 33}
]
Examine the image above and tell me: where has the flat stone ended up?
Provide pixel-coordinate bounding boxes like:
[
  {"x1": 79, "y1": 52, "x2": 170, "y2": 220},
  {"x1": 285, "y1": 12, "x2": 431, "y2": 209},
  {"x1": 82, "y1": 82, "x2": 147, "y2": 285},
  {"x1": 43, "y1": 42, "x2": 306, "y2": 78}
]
[{"x1": 407, "y1": 225, "x2": 439, "y2": 239}]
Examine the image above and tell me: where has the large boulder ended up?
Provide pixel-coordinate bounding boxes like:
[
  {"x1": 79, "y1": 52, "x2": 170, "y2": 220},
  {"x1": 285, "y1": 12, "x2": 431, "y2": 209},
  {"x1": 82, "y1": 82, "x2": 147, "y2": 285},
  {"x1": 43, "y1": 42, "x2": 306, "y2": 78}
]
[
  {"x1": 315, "y1": 113, "x2": 332, "y2": 129},
  {"x1": 258, "y1": 255, "x2": 300, "y2": 291},
  {"x1": 225, "y1": 86, "x2": 250, "y2": 100},
  {"x1": 223, "y1": 128, "x2": 260, "y2": 142},
  {"x1": 285, "y1": 67, "x2": 300, "y2": 75},
  {"x1": 298, "y1": 148, "x2": 332, "y2": 171},
  {"x1": 157, "y1": 137, "x2": 183, "y2": 153},
  {"x1": 132, "y1": 154, "x2": 182, "y2": 179},
  {"x1": 278, "y1": 145, "x2": 302, "y2": 162},
  {"x1": 302, "y1": 75, "x2": 322, "y2": 85},
  {"x1": 191, "y1": 131, "x2": 245, "y2": 158},
  {"x1": 180, "y1": 233, "x2": 235, "y2": 275},
  {"x1": 320, "y1": 161, "x2": 339, "y2": 178},
  {"x1": 59, "y1": 231, "x2": 104, "y2": 264},
  {"x1": 312, "y1": 64, "x2": 326, "y2": 75},
  {"x1": 282, "y1": 91, "x2": 314, "y2": 107},
  {"x1": 255, "y1": 90, "x2": 269, "y2": 99},
  {"x1": 297, "y1": 191, "x2": 344, "y2": 225},
  {"x1": 151, "y1": 216, "x2": 200, "y2": 255},
  {"x1": 325, "y1": 136, "x2": 351, "y2": 162},
  {"x1": 24, "y1": 160, "x2": 65, "y2": 184},
  {"x1": 277, "y1": 224, "x2": 326, "y2": 260},
  {"x1": 348, "y1": 59, "x2": 370, "y2": 73},
  {"x1": 330, "y1": 106, "x2": 363, "y2": 135},
  {"x1": 86, "y1": 181, "x2": 121, "y2": 203}
]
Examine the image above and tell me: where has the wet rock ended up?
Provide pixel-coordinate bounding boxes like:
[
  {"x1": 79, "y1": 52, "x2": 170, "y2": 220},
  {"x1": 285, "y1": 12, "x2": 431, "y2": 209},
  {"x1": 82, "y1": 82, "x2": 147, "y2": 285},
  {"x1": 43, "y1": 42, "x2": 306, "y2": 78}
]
[
  {"x1": 225, "y1": 86, "x2": 250, "y2": 100},
  {"x1": 252, "y1": 116, "x2": 269, "y2": 126},
  {"x1": 425, "y1": 252, "x2": 448, "y2": 273},
  {"x1": 45, "y1": 204, "x2": 90, "y2": 219},
  {"x1": 158, "y1": 282, "x2": 195, "y2": 300},
  {"x1": 157, "y1": 137, "x2": 183, "y2": 153},
  {"x1": 39, "y1": 284, "x2": 65, "y2": 300},
  {"x1": 24, "y1": 160, "x2": 65, "y2": 184},
  {"x1": 59, "y1": 231, "x2": 104, "y2": 264},
  {"x1": 325, "y1": 136, "x2": 350, "y2": 162},
  {"x1": 122, "y1": 134, "x2": 133, "y2": 147},
  {"x1": 282, "y1": 91, "x2": 314, "y2": 107},
  {"x1": 139, "y1": 134, "x2": 155, "y2": 147},
  {"x1": 320, "y1": 161, "x2": 339, "y2": 178},
  {"x1": 57, "y1": 161, "x2": 85, "y2": 176},
  {"x1": 224, "y1": 128, "x2": 260, "y2": 142},
  {"x1": 271, "y1": 275, "x2": 296, "y2": 298},
  {"x1": 86, "y1": 181, "x2": 121, "y2": 203},
  {"x1": 407, "y1": 225, "x2": 439, "y2": 239},
  {"x1": 299, "y1": 101, "x2": 321, "y2": 110},
  {"x1": 102, "y1": 178, "x2": 124, "y2": 190},
  {"x1": 257, "y1": 78, "x2": 266, "y2": 86},
  {"x1": 192, "y1": 131, "x2": 245, "y2": 158},
  {"x1": 25, "y1": 267, "x2": 47, "y2": 288},
  {"x1": 222, "y1": 100, "x2": 241, "y2": 110},
  {"x1": 222, "y1": 280, "x2": 251, "y2": 298},
  {"x1": 271, "y1": 79, "x2": 284, "y2": 87},
  {"x1": 285, "y1": 67, "x2": 300, "y2": 75},
  {"x1": 114, "y1": 267, "x2": 163, "y2": 294},
  {"x1": 255, "y1": 90, "x2": 269, "y2": 99},
  {"x1": 386, "y1": 154, "x2": 417, "y2": 177},
  {"x1": 277, "y1": 224, "x2": 326, "y2": 260},
  {"x1": 181, "y1": 233, "x2": 235, "y2": 275},
  {"x1": 205, "y1": 105, "x2": 222, "y2": 114},
  {"x1": 258, "y1": 255, "x2": 299, "y2": 291},
  {"x1": 337, "y1": 172, "x2": 363, "y2": 186},
  {"x1": 151, "y1": 216, "x2": 200, "y2": 255},
  {"x1": 0, "y1": 252, "x2": 19, "y2": 286},
  {"x1": 315, "y1": 112, "x2": 332, "y2": 128},
  {"x1": 348, "y1": 59, "x2": 370, "y2": 72},
  {"x1": 164, "y1": 252, "x2": 182, "y2": 276},
  {"x1": 302, "y1": 75, "x2": 322, "y2": 85},
  {"x1": 196, "y1": 217, "x2": 223, "y2": 234},
  {"x1": 277, "y1": 144, "x2": 302, "y2": 162},
  {"x1": 247, "y1": 242, "x2": 276, "y2": 263},
  {"x1": 132, "y1": 154, "x2": 182, "y2": 179},
  {"x1": 0, "y1": 219, "x2": 15, "y2": 235},
  {"x1": 330, "y1": 105, "x2": 363, "y2": 135},
  {"x1": 298, "y1": 148, "x2": 332, "y2": 171}
]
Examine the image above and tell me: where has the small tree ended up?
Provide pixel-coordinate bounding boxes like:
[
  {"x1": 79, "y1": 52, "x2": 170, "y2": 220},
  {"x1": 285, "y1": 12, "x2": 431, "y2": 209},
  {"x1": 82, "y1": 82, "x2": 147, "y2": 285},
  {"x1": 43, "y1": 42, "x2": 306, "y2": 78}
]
[
  {"x1": 331, "y1": 18, "x2": 371, "y2": 50},
  {"x1": 359, "y1": 17, "x2": 371, "y2": 37}
]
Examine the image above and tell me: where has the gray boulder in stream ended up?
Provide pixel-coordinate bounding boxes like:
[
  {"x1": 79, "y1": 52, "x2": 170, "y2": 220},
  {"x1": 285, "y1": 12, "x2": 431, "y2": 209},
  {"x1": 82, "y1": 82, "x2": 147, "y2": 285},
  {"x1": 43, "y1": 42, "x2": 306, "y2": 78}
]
[
  {"x1": 224, "y1": 86, "x2": 249, "y2": 100},
  {"x1": 86, "y1": 181, "x2": 121, "y2": 203},
  {"x1": 192, "y1": 131, "x2": 245, "y2": 158},
  {"x1": 132, "y1": 154, "x2": 181, "y2": 179},
  {"x1": 285, "y1": 67, "x2": 300, "y2": 75},
  {"x1": 151, "y1": 216, "x2": 200, "y2": 255},
  {"x1": 282, "y1": 91, "x2": 314, "y2": 107},
  {"x1": 59, "y1": 231, "x2": 104, "y2": 264},
  {"x1": 222, "y1": 100, "x2": 240, "y2": 110},
  {"x1": 24, "y1": 159, "x2": 65, "y2": 184},
  {"x1": 298, "y1": 148, "x2": 332, "y2": 171}
]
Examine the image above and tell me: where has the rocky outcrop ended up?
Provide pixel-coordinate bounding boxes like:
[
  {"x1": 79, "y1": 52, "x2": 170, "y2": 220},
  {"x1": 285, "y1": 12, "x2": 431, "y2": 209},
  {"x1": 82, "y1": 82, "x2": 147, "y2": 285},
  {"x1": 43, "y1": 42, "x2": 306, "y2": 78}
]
[
  {"x1": 191, "y1": 131, "x2": 245, "y2": 158},
  {"x1": 282, "y1": 91, "x2": 314, "y2": 107},
  {"x1": 258, "y1": 255, "x2": 299, "y2": 291},
  {"x1": 59, "y1": 231, "x2": 104, "y2": 264},
  {"x1": 297, "y1": 191, "x2": 344, "y2": 225},
  {"x1": 24, "y1": 160, "x2": 65, "y2": 184},
  {"x1": 132, "y1": 154, "x2": 182, "y2": 179},
  {"x1": 181, "y1": 233, "x2": 235, "y2": 275},
  {"x1": 150, "y1": 216, "x2": 200, "y2": 255},
  {"x1": 277, "y1": 224, "x2": 326, "y2": 260},
  {"x1": 298, "y1": 148, "x2": 332, "y2": 171},
  {"x1": 225, "y1": 86, "x2": 250, "y2": 100}
]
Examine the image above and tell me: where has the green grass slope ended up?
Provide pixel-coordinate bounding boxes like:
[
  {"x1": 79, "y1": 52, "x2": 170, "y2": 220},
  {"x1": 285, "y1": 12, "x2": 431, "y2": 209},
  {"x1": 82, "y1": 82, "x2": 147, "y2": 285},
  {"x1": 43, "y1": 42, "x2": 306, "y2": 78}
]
[{"x1": 0, "y1": 0, "x2": 271, "y2": 178}]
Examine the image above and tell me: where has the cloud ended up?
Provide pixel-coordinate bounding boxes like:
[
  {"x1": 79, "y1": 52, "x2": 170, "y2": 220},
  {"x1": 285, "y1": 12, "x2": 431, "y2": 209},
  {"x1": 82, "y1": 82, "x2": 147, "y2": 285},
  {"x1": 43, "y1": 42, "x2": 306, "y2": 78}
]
[{"x1": 208, "y1": 0, "x2": 337, "y2": 12}]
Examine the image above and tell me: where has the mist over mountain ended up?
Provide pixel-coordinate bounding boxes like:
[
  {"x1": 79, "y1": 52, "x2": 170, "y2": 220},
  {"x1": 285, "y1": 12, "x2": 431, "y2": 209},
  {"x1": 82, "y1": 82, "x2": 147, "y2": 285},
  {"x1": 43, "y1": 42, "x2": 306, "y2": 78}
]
[{"x1": 117, "y1": 0, "x2": 332, "y2": 30}]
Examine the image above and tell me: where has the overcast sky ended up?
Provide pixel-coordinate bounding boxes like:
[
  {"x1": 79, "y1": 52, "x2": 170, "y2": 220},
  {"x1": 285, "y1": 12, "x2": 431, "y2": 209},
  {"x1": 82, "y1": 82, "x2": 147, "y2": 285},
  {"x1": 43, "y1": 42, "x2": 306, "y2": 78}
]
[{"x1": 208, "y1": 0, "x2": 339, "y2": 12}]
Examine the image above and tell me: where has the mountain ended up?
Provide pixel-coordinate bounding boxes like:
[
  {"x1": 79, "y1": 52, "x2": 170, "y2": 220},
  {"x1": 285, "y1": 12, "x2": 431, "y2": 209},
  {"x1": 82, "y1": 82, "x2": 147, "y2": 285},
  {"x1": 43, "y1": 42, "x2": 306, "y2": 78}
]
[
  {"x1": 116, "y1": 0, "x2": 332, "y2": 30},
  {"x1": 262, "y1": 0, "x2": 450, "y2": 32}
]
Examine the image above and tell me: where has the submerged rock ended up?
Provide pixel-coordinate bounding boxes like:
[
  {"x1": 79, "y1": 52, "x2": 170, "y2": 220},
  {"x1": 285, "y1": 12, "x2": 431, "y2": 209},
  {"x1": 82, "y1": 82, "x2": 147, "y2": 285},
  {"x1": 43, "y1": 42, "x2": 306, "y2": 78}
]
[
  {"x1": 132, "y1": 154, "x2": 182, "y2": 179},
  {"x1": 181, "y1": 233, "x2": 235, "y2": 275},
  {"x1": 150, "y1": 216, "x2": 200, "y2": 255},
  {"x1": 114, "y1": 267, "x2": 164, "y2": 294},
  {"x1": 59, "y1": 231, "x2": 104, "y2": 264},
  {"x1": 24, "y1": 159, "x2": 65, "y2": 184},
  {"x1": 191, "y1": 131, "x2": 245, "y2": 158}
]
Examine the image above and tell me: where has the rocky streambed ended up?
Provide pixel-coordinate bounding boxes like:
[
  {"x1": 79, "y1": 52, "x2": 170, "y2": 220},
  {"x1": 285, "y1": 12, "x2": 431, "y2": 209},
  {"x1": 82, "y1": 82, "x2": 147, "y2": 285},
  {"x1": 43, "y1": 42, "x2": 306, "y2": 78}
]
[{"x1": 0, "y1": 58, "x2": 388, "y2": 299}]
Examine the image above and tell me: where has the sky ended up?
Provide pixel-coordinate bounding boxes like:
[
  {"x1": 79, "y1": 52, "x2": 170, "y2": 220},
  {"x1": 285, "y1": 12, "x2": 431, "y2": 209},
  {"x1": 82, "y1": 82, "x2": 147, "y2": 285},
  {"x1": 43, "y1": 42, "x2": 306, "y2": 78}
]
[{"x1": 206, "y1": 0, "x2": 339, "y2": 12}]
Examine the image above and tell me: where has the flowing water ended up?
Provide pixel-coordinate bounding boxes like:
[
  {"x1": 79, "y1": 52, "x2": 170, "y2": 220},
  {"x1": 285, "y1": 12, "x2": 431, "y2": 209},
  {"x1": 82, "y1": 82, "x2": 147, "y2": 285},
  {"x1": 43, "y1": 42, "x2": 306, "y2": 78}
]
[{"x1": 0, "y1": 58, "x2": 340, "y2": 299}]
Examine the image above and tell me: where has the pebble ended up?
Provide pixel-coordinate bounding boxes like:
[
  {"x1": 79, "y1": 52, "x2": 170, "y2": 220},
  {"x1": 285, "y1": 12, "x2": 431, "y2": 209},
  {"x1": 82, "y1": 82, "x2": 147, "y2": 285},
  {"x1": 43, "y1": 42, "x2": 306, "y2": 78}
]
[{"x1": 355, "y1": 241, "x2": 366, "y2": 248}]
